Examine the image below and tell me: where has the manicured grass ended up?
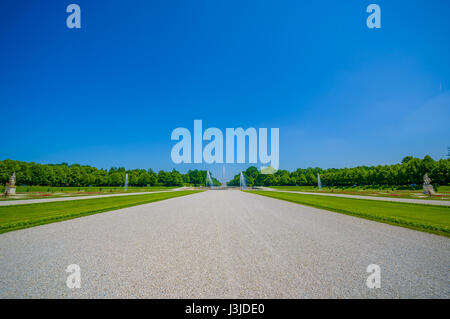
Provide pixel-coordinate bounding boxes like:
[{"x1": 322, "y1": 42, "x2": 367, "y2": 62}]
[
  {"x1": 269, "y1": 185, "x2": 450, "y2": 201},
  {"x1": 0, "y1": 186, "x2": 180, "y2": 201},
  {"x1": 0, "y1": 190, "x2": 200, "y2": 234},
  {"x1": 249, "y1": 191, "x2": 450, "y2": 237},
  {"x1": 271, "y1": 185, "x2": 450, "y2": 192},
  {"x1": 0, "y1": 185, "x2": 177, "y2": 193}
]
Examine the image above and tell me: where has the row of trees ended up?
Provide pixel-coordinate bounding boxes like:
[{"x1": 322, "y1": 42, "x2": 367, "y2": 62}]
[
  {"x1": 1, "y1": 155, "x2": 448, "y2": 188},
  {"x1": 228, "y1": 156, "x2": 450, "y2": 187},
  {"x1": 0, "y1": 160, "x2": 220, "y2": 187}
]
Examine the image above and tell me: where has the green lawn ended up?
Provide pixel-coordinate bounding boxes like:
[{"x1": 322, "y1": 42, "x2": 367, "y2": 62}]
[
  {"x1": 270, "y1": 185, "x2": 450, "y2": 192},
  {"x1": 268, "y1": 185, "x2": 450, "y2": 201},
  {"x1": 248, "y1": 191, "x2": 450, "y2": 237},
  {"x1": 0, "y1": 190, "x2": 200, "y2": 234},
  {"x1": 0, "y1": 185, "x2": 177, "y2": 194},
  {"x1": 0, "y1": 186, "x2": 180, "y2": 201}
]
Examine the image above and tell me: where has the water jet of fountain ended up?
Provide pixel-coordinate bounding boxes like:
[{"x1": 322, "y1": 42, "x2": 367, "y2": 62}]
[
  {"x1": 240, "y1": 172, "x2": 247, "y2": 190},
  {"x1": 125, "y1": 173, "x2": 129, "y2": 191},
  {"x1": 206, "y1": 171, "x2": 214, "y2": 188},
  {"x1": 317, "y1": 173, "x2": 322, "y2": 190}
]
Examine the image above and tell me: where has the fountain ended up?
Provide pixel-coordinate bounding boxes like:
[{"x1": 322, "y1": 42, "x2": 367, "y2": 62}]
[
  {"x1": 240, "y1": 172, "x2": 247, "y2": 189},
  {"x1": 206, "y1": 171, "x2": 214, "y2": 188},
  {"x1": 124, "y1": 173, "x2": 128, "y2": 191},
  {"x1": 317, "y1": 173, "x2": 322, "y2": 190},
  {"x1": 222, "y1": 165, "x2": 226, "y2": 187}
]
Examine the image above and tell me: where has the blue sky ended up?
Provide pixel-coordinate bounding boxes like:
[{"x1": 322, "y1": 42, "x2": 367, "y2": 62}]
[{"x1": 1, "y1": 0, "x2": 449, "y2": 181}]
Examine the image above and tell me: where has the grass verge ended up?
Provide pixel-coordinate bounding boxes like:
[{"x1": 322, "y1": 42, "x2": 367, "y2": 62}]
[
  {"x1": 0, "y1": 190, "x2": 201, "y2": 234},
  {"x1": 0, "y1": 186, "x2": 180, "y2": 201},
  {"x1": 248, "y1": 191, "x2": 450, "y2": 237},
  {"x1": 268, "y1": 185, "x2": 449, "y2": 201},
  {"x1": 0, "y1": 186, "x2": 178, "y2": 193}
]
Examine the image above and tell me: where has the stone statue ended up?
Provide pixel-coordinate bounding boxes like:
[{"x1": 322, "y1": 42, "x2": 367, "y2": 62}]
[
  {"x1": 423, "y1": 173, "x2": 435, "y2": 195},
  {"x1": 9, "y1": 172, "x2": 16, "y2": 187},
  {"x1": 423, "y1": 173, "x2": 431, "y2": 185},
  {"x1": 4, "y1": 172, "x2": 17, "y2": 196}
]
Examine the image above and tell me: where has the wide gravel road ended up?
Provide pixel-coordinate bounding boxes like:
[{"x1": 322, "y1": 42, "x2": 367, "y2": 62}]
[{"x1": 0, "y1": 191, "x2": 448, "y2": 298}]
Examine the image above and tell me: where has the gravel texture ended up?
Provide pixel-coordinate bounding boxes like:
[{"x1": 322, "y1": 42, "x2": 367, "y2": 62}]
[{"x1": 0, "y1": 190, "x2": 448, "y2": 298}]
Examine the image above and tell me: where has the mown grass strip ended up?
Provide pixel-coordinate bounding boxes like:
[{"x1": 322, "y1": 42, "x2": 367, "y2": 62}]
[
  {"x1": 0, "y1": 190, "x2": 201, "y2": 234},
  {"x1": 248, "y1": 191, "x2": 450, "y2": 237}
]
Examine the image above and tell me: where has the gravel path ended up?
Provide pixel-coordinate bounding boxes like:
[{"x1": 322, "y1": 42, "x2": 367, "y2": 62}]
[
  {"x1": 0, "y1": 188, "x2": 185, "y2": 206},
  {"x1": 263, "y1": 188, "x2": 450, "y2": 206},
  {"x1": 0, "y1": 190, "x2": 448, "y2": 298}
]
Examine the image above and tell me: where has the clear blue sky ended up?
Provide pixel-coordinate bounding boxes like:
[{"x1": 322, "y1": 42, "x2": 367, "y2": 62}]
[{"x1": 1, "y1": 0, "x2": 449, "y2": 181}]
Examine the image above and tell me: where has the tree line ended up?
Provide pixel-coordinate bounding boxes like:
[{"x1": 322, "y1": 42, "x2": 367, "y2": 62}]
[
  {"x1": 0, "y1": 160, "x2": 220, "y2": 187},
  {"x1": 228, "y1": 155, "x2": 450, "y2": 187},
  {"x1": 2, "y1": 155, "x2": 448, "y2": 188}
]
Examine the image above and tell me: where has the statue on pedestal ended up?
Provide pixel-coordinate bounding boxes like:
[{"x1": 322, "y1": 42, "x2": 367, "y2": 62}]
[
  {"x1": 423, "y1": 173, "x2": 435, "y2": 195},
  {"x1": 4, "y1": 172, "x2": 16, "y2": 196}
]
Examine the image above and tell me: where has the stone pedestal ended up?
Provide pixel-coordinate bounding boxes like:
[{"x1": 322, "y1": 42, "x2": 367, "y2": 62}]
[
  {"x1": 423, "y1": 184, "x2": 435, "y2": 195},
  {"x1": 5, "y1": 186, "x2": 16, "y2": 196}
]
